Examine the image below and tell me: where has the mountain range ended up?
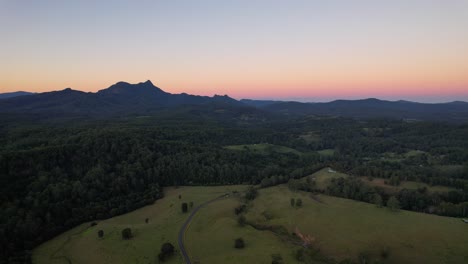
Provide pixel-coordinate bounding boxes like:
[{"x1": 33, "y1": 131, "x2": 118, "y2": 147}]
[
  {"x1": 0, "y1": 91, "x2": 34, "y2": 99},
  {"x1": 1, "y1": 81, "x2": 468, "y2": 122}
]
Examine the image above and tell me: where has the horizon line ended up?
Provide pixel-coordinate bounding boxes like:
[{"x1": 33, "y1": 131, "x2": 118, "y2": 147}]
[{"x1": 1, "y1": 80, "x2": 467, "y2": 105}]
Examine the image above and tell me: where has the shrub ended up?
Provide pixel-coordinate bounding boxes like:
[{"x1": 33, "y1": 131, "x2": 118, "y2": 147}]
[
  {"x1": 295, "y1": 198, "x2": 303, "y2": 207},
  {"x1": 98, "y1": 230, "x2": 104, "y2": 238},
  {"x1": 237, "y1": 215, "x2": 246, "y2": 226},
  {"x1": 245, "y1": 186, "x2": 258, "y2": 200},
  {"x1": 271, "y1": 253, "x2": 283, "y2": 264},
  {"x1": 296, "y1": 248, "x2": 305, "y2": 261},
  {"x1": 122, "y1": 228, "x2": 132, "y2": 240},
  {"x1": 181, "y1": 202, "x2": 188, "y2": 213},
  {"x1": 158, "y1": 242, "x2": 175, "y2": 261},
  {"x1": 234, "y1": 238, "x2": 245, "y2": 249},
  {"x1": 380, "y1": 246, "x2": 390, "y2": 259},
  {"x1": 234, "y1": 204, "x2": 246, "y2": 215}
]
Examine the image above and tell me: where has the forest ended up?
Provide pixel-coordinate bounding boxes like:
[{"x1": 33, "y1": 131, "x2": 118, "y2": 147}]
[{"x1": 1, "y1": 114, "x2": 467, "y2": 263}]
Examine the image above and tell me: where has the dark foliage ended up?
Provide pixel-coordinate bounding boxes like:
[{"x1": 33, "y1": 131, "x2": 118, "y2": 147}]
[
  {"x1": 181, "y1": 203, "x2": 188, "y2": 213},
  {"x1": 0, "y1": 111, "x2": 467, "y2": 262},
  {"x1": 158, "y1": 242, "x2": 175, "y2": 262},
  {"x1": 234, "y1": 238, "x2": 245, "y2": 249},
  {"x1": 121, "y1": 228, "x2": 132, "y2": 240},
  {"x1": 245, "y1": 186, "x2": 258, "y2": 200}
]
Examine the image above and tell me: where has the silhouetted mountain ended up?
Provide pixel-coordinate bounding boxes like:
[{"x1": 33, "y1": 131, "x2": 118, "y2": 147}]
[
  {"x1": 0, "y1": 81, "x2": 249, "y2": 117},
  {"x1": 1, "y1": 81, "x2": 467, "y2": 122},
  {"x1": 261, "y1": 98, "x2": 468, "y2": 122},
  {"x1": 240, "y1": 99, "x2": 286, "y2": 107},
  {"x1": 0, "y1": 91, "x2": 34, "y2": 99}
]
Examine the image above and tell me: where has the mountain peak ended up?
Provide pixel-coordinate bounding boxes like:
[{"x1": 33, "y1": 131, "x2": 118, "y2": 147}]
[{"x1": 98, "y1": 80, "x2": 165, "y2": 95}]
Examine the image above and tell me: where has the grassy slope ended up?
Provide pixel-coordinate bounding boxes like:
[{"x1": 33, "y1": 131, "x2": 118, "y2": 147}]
[
  {"x1": 307, "y1": 167, "x2": 349, "y2": 190},
  {"x1": 246, "y1": 186, "x2": 468, "y2": 264},
  {"x1": 185, "y1": 198, "x2": 303, "y2": 264},
  {"x1": 317, "y1": 149, "x2": 335, "y2": 156},
  {"x1": 33, "y1": 184, "x2": 468, "y2": 264},
  {"x1": 33, "y1": 186, "x2": 246, "y2": 264}
]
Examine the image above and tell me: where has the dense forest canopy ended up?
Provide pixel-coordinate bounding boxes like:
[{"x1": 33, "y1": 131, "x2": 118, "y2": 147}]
[{"x1": 0, "y1": 113, "x2": 467, "y2": 263}]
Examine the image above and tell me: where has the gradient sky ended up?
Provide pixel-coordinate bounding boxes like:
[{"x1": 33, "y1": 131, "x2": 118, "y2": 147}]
[{"x1": 1, "y1": 0, "x2": 468, "y2": 102}]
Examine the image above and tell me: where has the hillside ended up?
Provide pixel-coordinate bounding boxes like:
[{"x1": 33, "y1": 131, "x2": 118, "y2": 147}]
[
  {"x1": 0, "y1": 81, "x2": 248, "y2": 117},
  {"x1": 33, "y1": 185, "x2": 468, "y2": 264},
  {"x1": 260, "y1": 99, "x2": 468, "y2": 122},
  {"x1": 0, "y1": 91, "x2": 34, "y2": 99}
]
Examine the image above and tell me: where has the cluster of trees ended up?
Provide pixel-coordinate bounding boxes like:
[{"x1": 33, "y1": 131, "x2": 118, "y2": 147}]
[
  {"x1": 0, "y1": 115, "x2": 467, "y2": 262},
  {"x1": 158, "y1": 242, "x2": 175, "y2": 262},
  {"x1": 325, "y1": 177, "x2": 467, "y2": 216},
  {"x1": 290, "y1": 198, "x2": 303, "y2": 207}
]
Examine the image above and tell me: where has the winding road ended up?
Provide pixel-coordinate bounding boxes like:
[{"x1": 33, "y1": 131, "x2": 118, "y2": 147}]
[{"x1": 177, "y1": 193, "x2": 229, "y2": 264}]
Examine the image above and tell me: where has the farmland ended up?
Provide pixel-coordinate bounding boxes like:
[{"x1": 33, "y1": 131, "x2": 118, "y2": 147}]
[{"x1": 33, "y1": 182, "x2": 468, "y2": 264}]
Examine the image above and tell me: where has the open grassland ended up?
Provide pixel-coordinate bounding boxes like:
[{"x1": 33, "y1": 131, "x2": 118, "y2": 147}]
[
  {"x1": 300, "y1": 131, "x2": 321, "y2": 143},
  {"x1": 33, "y1": 183, "x2": 468, "y2": 264},
  {"x1": 317, "y1": 149, "x2": 335, "y2": 157},
  {"x1": 225, "y1": 143, "x2": 301, "y2": 155},
  {"x1": 246, "y1": 186, "x2": 468, "y2": 264},
  {"x1": 359, "y1": 177, "x2": 456, "y2": 193},
  {"x1": 33, "y1": 185, "x2": 246, "y2": 264},
  {"x1": 307, "y1": 167, "x2": 349, "y2": 190},
  {"x1": 185, "y1": 198, "x2": 304, "y2": 264}
]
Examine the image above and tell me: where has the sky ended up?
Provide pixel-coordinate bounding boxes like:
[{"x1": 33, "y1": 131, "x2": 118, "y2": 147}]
[{"x1": 1, "y1": 0, "x2": 468, "y2": 102}]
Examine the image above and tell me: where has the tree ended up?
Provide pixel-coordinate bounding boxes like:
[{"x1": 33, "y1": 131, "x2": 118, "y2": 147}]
[
  {"x1": 189, "y1": 201, "x2": 194, "y2": 208},
  {"x1": 373, "y1": 194, "x2": 383, "y2": 208},
  {"x1": 295, "y1": 248, "x2": 305, "y2": 261},
  {"x1": 245, "y1": 186, "x2": 258, "y2": 200},
  {"x1": 271, "y1": 253, "x2": 284, "y2": 264},
  {"x1": 178, "y1": 194, "x2": 181, "y2": 199},
  {"x1": 290, "y1": 198, "x2": 295, "y2": 207},
  {"x1": 181, "y1": 202, "x2": 188, "y2": 213},
  {"x1": 234, "y1": 204, "x2": 246, "y2": 215},
  {"x1": 295, "y1": 198, "x2": 303, "y2": 207},
  {"x1": 158, "y1": 242, "x2": 175, "y2": 261},
  {"x1": 237, "y1": 215, "x2": 246, "y2": 226},
  {"x1": 387, "y1": 196, "x2": 400, "y2": 211},
  {"x1": 122, "y1": 228, "x2": 132, "y2": 240},
  {"x1": 145, "y1": 218, "x2": 149, "y2": 223},
  {"x1": 98, "y1": 230, "x2": 104, "y2": 238},
  {"x1": 234, "y1": 238, "x2": 245, "y2": 249}
]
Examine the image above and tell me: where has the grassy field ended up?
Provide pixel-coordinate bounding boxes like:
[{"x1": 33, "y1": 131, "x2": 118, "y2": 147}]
[
  {"x1": 245, "y1": 186, "x2": 468, "y2": 264},
  {"x1": 360, "y1": 177, "x2": 455, "y2": 193},
  {"x1": 317, "y1": 149, "x2": 335, "y2": 157},
  {"x1": 300, "y1": 131, "x2": 321, "y2": 143},
  {"x1": 305, "y1": 167, "x2": 349, "y2": 190},
  {"x1": 33, "y1": 183, "x2": 468, "y2": 264},
  {"x1": 33, "y1": 185, "x2": 247, "y2": 264},
  {"x1": 185, "y1": 197, "x2": 304, "y2": 264},
  {"x1": 225, "y1": 143, "x2": 301, "y2": 155}
]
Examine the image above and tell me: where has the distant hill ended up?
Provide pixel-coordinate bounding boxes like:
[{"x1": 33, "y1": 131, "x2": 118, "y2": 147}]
[
  {"x1": 1, "y1": 82, "x2": 467, "y2": 122},
  {"x1": 0, "y1": 91, "x2": 34, "y2": 99},
  {"x1": 0, "y1": 81, "x2": 248, "y2": 117},
  {"x1": 240, "y1": 99, "x2": 285, "y2": 108},
  {"x1": 260, "y1": 98, "x2": 468, "y2": 122}
]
